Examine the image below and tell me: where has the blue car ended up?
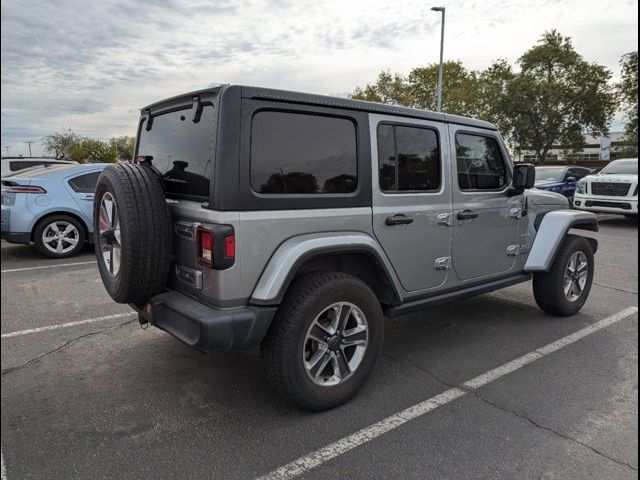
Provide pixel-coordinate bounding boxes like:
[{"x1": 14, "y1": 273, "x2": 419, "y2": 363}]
[
  {"x1": 1, "y1": 163, "x2": 107, "y2": 258},
  {"x1": 534, "y1": 166, "x2": 593, "y2": 204}
]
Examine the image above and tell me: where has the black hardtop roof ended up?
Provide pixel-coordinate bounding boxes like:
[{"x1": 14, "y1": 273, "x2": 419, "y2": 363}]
[{"x1": 141, "y1": 84, "x2": 497, "y2": 131}]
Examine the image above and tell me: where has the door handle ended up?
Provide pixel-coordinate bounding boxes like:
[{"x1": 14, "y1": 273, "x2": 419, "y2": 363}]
[
  {"x1": 457, "y1": 210, "x2": 479, "y2": 220},
  {"x1": 385, "y1": 214, "x2": 414, "y2": 226}
]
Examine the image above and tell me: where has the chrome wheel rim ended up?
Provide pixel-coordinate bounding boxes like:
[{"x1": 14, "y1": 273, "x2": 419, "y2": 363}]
[
  {"x1": 42, "y1": 221, "x2": 79, "y2": 254},
  {"x1": 564, "y1": 251, "x2": 589, "y2": 302},
  {"x1": 303, "y1": 302, "x2": 368, "y2": 387},
  {"x1": 98, "y1": 192, "x2": 122, "y2": 276}
]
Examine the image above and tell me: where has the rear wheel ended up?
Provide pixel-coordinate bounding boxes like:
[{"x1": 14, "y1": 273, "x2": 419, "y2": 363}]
[
  {"x1": 33, "y1": 214, "x2": 85, "y2": 258},
  {"x1": 533, "y1": 235, "x2": 594, "y2": 316},
  {"x1": 262, "y1": 272, "x2": 384, "y2": 411}
]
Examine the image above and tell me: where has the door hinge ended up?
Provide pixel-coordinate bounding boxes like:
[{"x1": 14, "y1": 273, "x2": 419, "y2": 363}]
[
  {"x1": 507, "y1": 244, "x2": 529, "y2": 256},
  {"x1": 434, "y1": 256, "x2": 452, "y2": 270},
  {"x1": 509, "y1": 207, "x2": 524, "y2": 219},
  {"x1": 437, "y1": 212, "x2": 453, "y2": 226}
]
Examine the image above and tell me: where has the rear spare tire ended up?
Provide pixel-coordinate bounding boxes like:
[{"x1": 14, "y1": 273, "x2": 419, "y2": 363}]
[{"x1": 93, "y1": 163, "x2": 172, "y2": 304}]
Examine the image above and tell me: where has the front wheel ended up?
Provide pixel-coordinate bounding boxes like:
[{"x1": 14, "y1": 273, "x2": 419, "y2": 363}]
[
  {"x1": 261, "y1": 272, "x2": 384, "y2": 411},
  {"x1": 533, "y1": 234, "x2": 594, "y2": 316}
]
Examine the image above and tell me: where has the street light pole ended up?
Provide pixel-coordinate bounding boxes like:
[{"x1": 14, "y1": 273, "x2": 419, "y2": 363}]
[{"x1": 431, "y1": 6, "x2": 445, "y2": 112}]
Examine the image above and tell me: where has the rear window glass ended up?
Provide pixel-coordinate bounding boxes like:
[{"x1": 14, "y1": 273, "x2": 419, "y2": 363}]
[
  {"x1": 137, "y1": 105, "x2": 215, "y2": 199},
  {"x1": 68, "y1": 172, "x2": 101, "y2": 193},
  {"x1": 250, "y1": 111, "x2": 357, "y2": 194}
]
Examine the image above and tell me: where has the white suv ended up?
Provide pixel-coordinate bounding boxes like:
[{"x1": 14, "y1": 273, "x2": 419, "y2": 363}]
[{"x1": 574, "y1": 158, "x2": 638, "y2": 217}]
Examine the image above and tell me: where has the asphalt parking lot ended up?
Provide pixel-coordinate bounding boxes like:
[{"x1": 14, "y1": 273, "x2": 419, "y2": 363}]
[{"x1": 1, "y1": 215, "x2": 638, "y2": 480}]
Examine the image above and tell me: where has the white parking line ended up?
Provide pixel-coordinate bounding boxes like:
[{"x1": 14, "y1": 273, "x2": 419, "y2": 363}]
[
  {"x1": 0, "y1": 260, "x2": 97, "y2": 274},
  {"x1": 256, "y1": 306, "x2": 638, "y2": 480},
  {"x1": 1, "y1": 312, "x2": 136, "y2": 339},
  {"x1": 1, "y1": 448, "x2": 6, "y2": 480}
]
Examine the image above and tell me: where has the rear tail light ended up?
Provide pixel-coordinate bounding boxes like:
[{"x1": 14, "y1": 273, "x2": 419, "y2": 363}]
[
  {"x1": 196, "y1": 224, "x2": 235, "y2": 270},
  {"x1": 2, "y1": 185, "x2": 47, "y2": 194},
  {"x1": 196, "y1": 227, "x2": 214, "y2": 268}
]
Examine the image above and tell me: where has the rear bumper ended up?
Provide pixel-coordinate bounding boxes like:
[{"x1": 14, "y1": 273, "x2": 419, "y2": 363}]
[
  {"x1": 0, "y1": 231, "x2": 31, "y2": 244},
  {"x1": 132, "y1": 291, "x2": 277, "y2": 351}
]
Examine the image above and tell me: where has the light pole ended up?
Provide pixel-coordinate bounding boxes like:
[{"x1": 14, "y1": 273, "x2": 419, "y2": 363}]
[{"x1": 431, "y1": 6, "x2": 445, "y2": 112}]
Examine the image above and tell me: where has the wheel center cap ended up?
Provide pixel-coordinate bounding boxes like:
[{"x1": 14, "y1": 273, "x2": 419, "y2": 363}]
[{"x1": 327, "y1": 335, "x2": 342, "y2": 351}]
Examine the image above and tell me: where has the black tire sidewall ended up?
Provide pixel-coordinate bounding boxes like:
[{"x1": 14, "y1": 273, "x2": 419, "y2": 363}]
[
  {"x1": 33, "y1": 214, "x2": 86, "y2": 258},
  {"x1": 266, "y1": 273, "x2": 384, "y2": 410},
  {"x1": 93, "y1": 164, "x2": 172, "y2": 304},
  {"x1": 94, "y1": 168, "x2": 131, "y2": 302},
  {"x1": 534, "y1": 235, "x2": 595, "y2": 316}
]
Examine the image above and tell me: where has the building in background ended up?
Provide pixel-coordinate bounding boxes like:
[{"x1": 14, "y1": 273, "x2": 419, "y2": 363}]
[{"x1": 516, "y1": 131, "x2": 637, "y2": 166}]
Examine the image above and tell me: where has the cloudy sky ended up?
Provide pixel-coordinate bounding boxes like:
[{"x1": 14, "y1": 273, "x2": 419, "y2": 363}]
[{"x1": 1, "y1": 0, "x2": 638, "y2": 157}]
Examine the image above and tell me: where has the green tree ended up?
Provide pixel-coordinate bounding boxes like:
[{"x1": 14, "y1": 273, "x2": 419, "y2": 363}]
[
  {"x1": 69, "y1": 139, "x2": 116, "y2": 163},
  {"x1": 618, "y1": 51, "x2": 638, "y2": 146},
  {"x1": 42, "y1": 129, "x2": 84, "y2": 159},
  {"x1": 350, "y1": 70, "x2": 412, "y2": 106},
  {"x1": 108, "y1": 136, "x2": 135, "y2": 161},
  {"x1": 504, "y1": 31, "x2": 616, "y2": 163}
]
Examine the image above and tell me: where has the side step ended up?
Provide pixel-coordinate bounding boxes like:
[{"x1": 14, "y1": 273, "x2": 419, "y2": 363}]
[{"x1": 385, "y1": 274, "x2": 532, "y2": 317}]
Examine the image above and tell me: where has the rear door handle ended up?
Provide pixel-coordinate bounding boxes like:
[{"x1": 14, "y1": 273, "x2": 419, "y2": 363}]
[
  {"x1": 457, "y1": 210, "x2": 479, "y2": 220},
  {"x1": 385, "y1": 214, "x2": 414, "y2": 226}
]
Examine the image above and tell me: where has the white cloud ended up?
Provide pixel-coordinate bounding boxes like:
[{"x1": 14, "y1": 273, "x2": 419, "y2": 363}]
[{"x1": 1, "y1": 0, "x2": 638, "y2": 157}]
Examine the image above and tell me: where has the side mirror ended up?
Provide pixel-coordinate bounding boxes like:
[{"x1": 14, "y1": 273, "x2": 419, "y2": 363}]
[
  {"x1": 510, "y1": 164, "x2": 535, "y2": 195},
  {"x1": 566, "y1": 176, "x2": 578, "y2": 183}
]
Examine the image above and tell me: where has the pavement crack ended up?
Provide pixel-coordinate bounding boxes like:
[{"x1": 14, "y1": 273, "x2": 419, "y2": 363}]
[
  {"x1": 1, "y1": 320, "x2": 136, "y2": 376},
  {"x1": 593, "y1": 282, "x2": 638, "y2": 295},
  {"x1": 382, "y1": 353, "x2": 460, "y2": 390},
  {"x1": 469, "y1": 390, "x2": 638, "y2": 472}
]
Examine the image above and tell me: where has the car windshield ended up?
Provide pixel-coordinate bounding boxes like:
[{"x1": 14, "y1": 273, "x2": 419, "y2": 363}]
[
  {"x1": 599, "y1": 160, "x2": 638, "y2": 175},
  {"x1": 535, "y1": 167, "x2": 565, "y2": 182}
]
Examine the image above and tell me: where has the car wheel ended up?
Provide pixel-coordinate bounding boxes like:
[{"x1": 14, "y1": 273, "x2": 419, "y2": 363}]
[
  {"x1": 261, "y1": 272, "x2": 384, "y2": 411},
  {"x1": 94, "y1": 163, "x2": 172, "y2": 304},
  {"x1": 33, "y1": 214, "x2": 86, "y2": 258},
  {"x1": 533, "y1": 234, "x2": 594, "y2": 316}
]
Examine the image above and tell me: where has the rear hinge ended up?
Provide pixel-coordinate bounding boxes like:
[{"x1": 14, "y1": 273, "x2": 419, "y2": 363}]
[
  {"x1": 434, "y1": 256, "x2": 452, "y2": 270},
  {"x1": 437, "y1": 212, "x2": 453, "y2": 226},
  {"x1": 509, "y1": 207, "x2": 524, "y2": 219},
  {"x1": 507, "y1": 244, "x2": 529, "y2": 256}
]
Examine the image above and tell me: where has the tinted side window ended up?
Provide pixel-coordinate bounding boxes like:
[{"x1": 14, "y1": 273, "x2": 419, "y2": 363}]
[
  {"x1": 251, "y1": 111, "x2": 357, "y2": 194},
  {"x1": 68, "y1": 172, "x2": 101, "y2": 193},
  {"x1": 378, "y1": 124, "x2": 440, "y2": 192},
  {"x1": 456, "y1": 134, "x2": 507, "y2": 190}
]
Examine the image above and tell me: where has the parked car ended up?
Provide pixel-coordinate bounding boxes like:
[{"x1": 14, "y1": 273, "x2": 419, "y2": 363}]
[
  {"x1": 93, "y1": 85, "x2": 598, "y2": 411},
  {"x1": 1, "y1": 163, "x2": 107, "y2": 258},
  {"x1": 574, "y1": 158, "x2": 638, "y2": 217},
  {"x1": 534, "y1": 165, "x2": 592, "y2": 205},
  {"x1": 1, "y1": 157, "x2": 76, "y2": 176}
]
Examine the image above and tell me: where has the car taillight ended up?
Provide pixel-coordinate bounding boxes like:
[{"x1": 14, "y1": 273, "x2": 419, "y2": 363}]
[
  {"x1": 2, "y1": 185, "x2": 47, "y2": 194},
  {"x1": 196, "y1": 227, "x2": 214, "y2": 268},
  {"x1": 225, "y1": 235, "x2": 235, "y2": 258},
  {"x1": 196, "y1": 225, "x2": 235, "y2": 269}
]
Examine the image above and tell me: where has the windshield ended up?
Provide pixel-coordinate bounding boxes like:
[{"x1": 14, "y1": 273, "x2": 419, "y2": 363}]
[
  {"x1": 136, "y1": 103, "x2": 216, "y2": 200},
  {"x1": 600, "y1": 160, "x2": 638, "y2": 175},
  {"x1": 535, "y1": 167, "x2": 565, "y2": 182}
]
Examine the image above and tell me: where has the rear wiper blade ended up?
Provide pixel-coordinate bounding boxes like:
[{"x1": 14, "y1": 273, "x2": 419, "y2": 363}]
[{"x1": 162, "y1": 178, "x2": 188, "y2": 184}]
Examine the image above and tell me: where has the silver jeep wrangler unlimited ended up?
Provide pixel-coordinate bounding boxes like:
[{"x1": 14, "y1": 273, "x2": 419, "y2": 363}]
[{"x1": 94, "y1": 85, "x2": 598, "y2": 410}]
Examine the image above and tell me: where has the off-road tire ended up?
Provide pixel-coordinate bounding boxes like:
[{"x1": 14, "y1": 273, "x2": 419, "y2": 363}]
[
  {"x1": 93, "y1": 163, "x2": 172, "y2": 304},
  {"x1": 261, "y1": 272, "x2": 384, "y2": 411},
  {"x1": 533, "y1": 234, "x2": 594, "y2": 316},
  {"x1": 33, "y1": 214, "x2": 86, "y2": 259}
]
